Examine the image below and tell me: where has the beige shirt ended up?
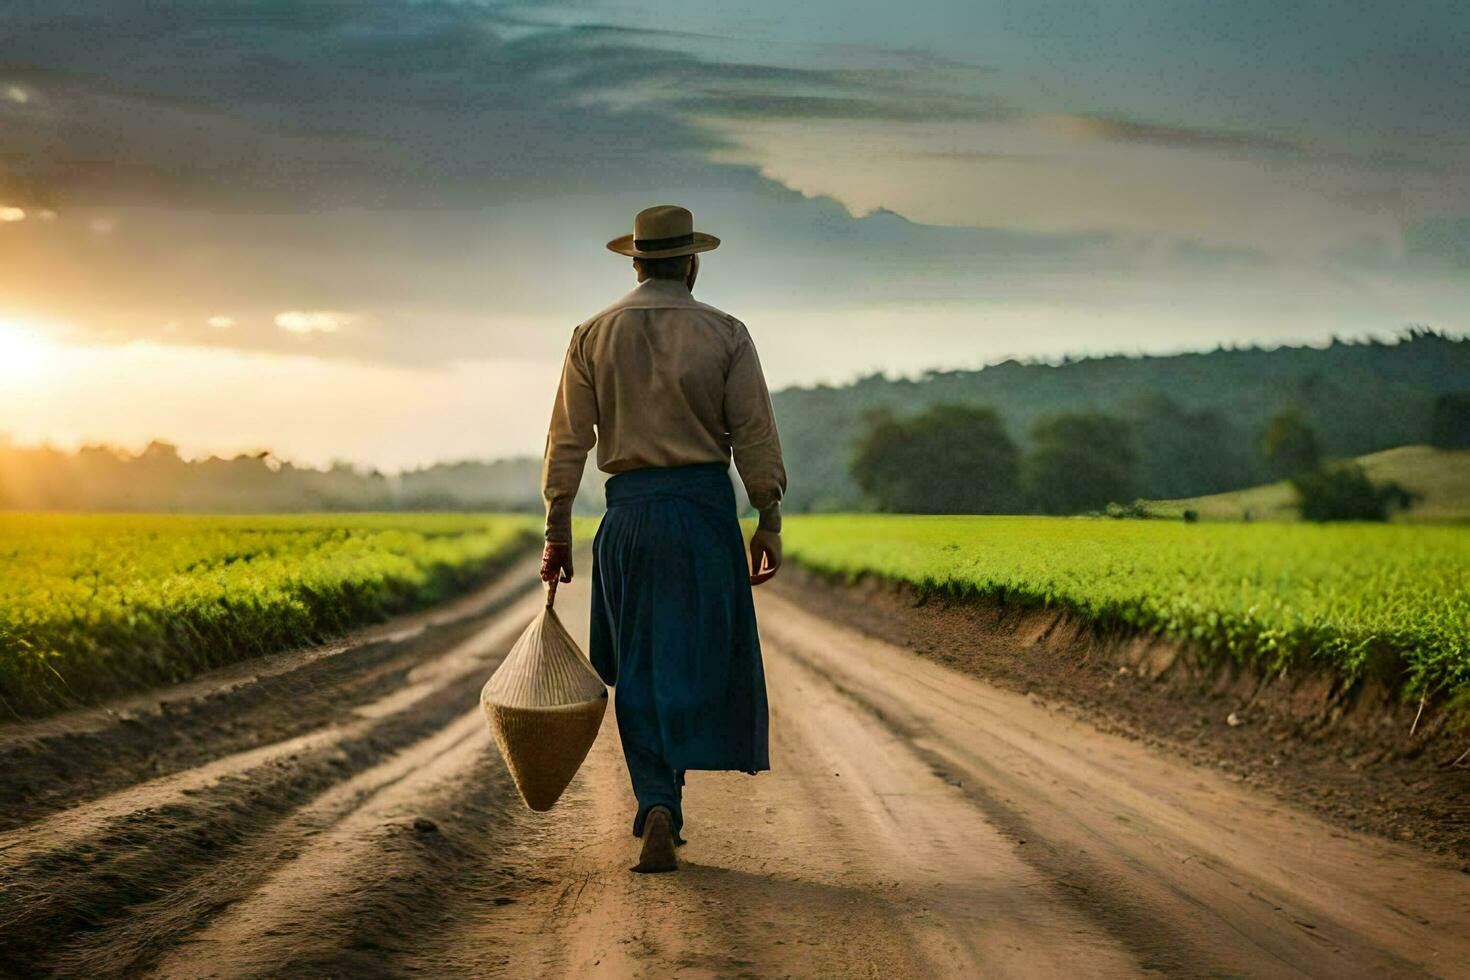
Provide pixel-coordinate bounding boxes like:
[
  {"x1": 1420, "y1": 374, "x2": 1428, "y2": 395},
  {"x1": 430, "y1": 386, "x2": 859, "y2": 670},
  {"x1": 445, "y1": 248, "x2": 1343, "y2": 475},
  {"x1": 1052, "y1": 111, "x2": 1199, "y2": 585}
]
[{"x1": 541, "y1": 278, "x2": 786, "y2": 543}]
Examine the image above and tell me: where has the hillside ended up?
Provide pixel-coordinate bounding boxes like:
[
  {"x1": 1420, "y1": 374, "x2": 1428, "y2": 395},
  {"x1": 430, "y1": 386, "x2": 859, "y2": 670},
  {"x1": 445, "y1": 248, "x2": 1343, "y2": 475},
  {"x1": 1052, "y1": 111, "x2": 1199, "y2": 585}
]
[
  {"x1": 1150, "y1": 445, "x2": 1470, "y2": 522},
  {"x1": 771, "y1": 330, "x2": 1469, "y2": 512}
]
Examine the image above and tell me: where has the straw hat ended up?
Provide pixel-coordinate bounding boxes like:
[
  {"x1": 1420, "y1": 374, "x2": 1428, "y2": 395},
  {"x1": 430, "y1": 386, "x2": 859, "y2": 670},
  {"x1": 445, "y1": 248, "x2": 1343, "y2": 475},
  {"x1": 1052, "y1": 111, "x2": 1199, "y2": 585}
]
[
  {"x1": 481, "y1": 601, "x2": 607, "y2": 811},
  {"x1": 606, "y1": 204, "x2": 720, "y2": 258}
]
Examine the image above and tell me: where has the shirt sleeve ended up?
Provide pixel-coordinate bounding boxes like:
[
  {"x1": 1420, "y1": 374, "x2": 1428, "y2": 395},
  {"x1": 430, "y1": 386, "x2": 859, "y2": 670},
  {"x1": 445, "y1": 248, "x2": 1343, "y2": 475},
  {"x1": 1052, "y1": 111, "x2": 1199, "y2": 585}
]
[
  {"x1": 541, "y1": 329, "x2": 598, "y2": 543},
  {"x1": 724, "y1": 322, "x2": 787, "y2": 533}
]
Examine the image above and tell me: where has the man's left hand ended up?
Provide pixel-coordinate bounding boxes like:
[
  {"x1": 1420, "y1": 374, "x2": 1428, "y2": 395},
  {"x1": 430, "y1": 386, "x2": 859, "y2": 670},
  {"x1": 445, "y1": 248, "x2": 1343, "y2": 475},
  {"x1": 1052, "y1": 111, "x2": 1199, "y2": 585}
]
[{"x1": 749, "y1": 529, "x2": 781, "y2": 586}]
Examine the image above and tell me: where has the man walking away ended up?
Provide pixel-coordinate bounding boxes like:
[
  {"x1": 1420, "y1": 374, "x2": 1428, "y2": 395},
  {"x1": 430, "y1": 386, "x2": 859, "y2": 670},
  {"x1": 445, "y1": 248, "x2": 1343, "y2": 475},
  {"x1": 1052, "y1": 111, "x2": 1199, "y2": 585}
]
[{"x1": 539, "y1": 204, "x2": 786, "y2": 873}]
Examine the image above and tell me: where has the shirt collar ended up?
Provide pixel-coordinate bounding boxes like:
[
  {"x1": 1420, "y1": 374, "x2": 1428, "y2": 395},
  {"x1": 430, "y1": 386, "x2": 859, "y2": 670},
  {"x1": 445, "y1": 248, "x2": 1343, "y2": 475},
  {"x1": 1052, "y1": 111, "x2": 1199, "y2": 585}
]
[
  {"x1": 612, "y1": 277, "x2": 698, "y2": 310},
  {"x1": 632, "y1": 277, "x2": 692, "y2": 297}
]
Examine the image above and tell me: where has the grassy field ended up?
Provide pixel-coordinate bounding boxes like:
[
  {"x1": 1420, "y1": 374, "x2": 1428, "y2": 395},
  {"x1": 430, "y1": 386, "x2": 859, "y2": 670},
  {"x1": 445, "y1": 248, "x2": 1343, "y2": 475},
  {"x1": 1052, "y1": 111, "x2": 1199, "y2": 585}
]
[
  {"x1": 782, "y1": 515, "x2": 1469, "y2": 703},
  {"x1": 1149, "y1": 445, "x2": 1470, "y2": 522},
  {"x1": 0, "y1": 513, "x2": 540, "y2": 717}
]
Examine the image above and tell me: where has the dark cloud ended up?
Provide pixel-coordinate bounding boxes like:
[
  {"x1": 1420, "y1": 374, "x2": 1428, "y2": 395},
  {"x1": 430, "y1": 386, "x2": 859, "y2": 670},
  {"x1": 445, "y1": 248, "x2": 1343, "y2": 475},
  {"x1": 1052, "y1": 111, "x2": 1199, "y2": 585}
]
[
  {"x1": 0, "y1": 1, "x2": 1017, "y2": 210},
  {"x1": 0, "y1": 2, "x2": 730, "y2": 209},
  {"x1": 675, "y1": 90, "x2": 999, "y2": 122},
  {"x1": 1068, "y1": 114, "x2": 1303, "y2": 156}
]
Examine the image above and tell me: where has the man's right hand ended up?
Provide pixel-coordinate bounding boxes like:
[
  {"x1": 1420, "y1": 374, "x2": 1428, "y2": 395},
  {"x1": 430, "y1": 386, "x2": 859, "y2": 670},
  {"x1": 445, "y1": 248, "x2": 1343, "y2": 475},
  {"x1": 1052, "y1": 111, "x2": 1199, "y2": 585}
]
[
  {"x1": 748, "y1": 529, "x2": 781, "y2": 586},
  {"x1": 541, "y1": 541, "x2": 573, "y2": 586}
]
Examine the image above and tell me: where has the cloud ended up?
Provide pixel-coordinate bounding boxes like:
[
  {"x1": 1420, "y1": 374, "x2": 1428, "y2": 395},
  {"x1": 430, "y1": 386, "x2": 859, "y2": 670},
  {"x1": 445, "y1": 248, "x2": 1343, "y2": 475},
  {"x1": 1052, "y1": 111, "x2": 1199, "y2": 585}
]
[
  {"x1": 0, "y1": 0, "x2": 1464, "y2": 380},
  {"x1": 206, "y1": 315, "x2": 235, "y2": 329},
  {"x1": 1406, "y1": 217, "x2": 1470, "y2": 269},
  {"x1": 275, "y1": 311, "x2": 356, "y2": 334},
  {"x1": 0, "y1": 5, "x2": 1052, "y2": 212},
  {"x1": 0, "y1": 6, "x2": 717, "y2": 209},
  {"x1": 678, "y1": 90, "x2": 999, "y2": 122},
  {"x1": 1043, "y1": 114, "x2": 1303, "y2": 156}
]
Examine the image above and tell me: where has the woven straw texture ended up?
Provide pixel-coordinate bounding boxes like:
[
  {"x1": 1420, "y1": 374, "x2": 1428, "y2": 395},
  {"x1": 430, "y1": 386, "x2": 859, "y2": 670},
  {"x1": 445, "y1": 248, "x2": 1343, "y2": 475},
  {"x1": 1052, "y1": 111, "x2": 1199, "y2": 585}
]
[
  {"x1": 481, "y1": 605, "x2": 607, "y2": 811},
  {"x1": 485, "y1": 699, "x2": 607, "y2": 810}
]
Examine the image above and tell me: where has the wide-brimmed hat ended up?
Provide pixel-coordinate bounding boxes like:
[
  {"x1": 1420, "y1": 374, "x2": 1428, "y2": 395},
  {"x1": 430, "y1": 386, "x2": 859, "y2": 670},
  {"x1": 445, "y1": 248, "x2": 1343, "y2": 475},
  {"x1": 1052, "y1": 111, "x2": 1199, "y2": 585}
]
[{"x1": 607, "y1": 204, "x2": 720, "y2": 258}]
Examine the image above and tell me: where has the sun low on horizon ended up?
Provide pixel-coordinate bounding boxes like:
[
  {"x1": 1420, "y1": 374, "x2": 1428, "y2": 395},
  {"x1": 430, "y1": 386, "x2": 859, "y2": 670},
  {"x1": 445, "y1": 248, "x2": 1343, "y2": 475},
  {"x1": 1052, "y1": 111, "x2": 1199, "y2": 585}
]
[{"x1": 0, "y1": 317, "x2": 64, "y2": 379}]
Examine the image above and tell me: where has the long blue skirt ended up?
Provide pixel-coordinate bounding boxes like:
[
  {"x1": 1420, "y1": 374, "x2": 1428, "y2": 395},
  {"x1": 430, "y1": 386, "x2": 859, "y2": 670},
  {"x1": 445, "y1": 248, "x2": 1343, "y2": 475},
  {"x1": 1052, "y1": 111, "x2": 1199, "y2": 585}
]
[{"x1": 590, "y1": 462, "x2": 770, "y2": 777}]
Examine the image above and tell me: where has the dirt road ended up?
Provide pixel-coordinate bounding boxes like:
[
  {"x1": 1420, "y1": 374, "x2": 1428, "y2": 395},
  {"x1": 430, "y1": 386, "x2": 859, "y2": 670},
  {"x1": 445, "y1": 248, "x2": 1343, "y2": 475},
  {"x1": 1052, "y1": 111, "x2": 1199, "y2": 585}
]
[{"x1": 3, "y1": 560, "x2": 1467, "y2": 978}]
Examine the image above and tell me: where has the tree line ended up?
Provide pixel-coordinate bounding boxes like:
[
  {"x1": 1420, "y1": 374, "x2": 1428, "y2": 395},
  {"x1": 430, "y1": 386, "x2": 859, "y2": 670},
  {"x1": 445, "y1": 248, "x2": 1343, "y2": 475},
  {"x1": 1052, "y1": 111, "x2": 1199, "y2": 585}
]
[
  {"x1": 850, "y1": 395, "x2": 1247, "y2": 515},
  {"x1": 851, "y1": 392, "x2": 1470, "y2": 519},
  {"x1": 0, "y1": 439, "x2": 605, "y2": 514},
  {"x1": 774, "y1": 329, "x2": 1470, "y2": 513}
]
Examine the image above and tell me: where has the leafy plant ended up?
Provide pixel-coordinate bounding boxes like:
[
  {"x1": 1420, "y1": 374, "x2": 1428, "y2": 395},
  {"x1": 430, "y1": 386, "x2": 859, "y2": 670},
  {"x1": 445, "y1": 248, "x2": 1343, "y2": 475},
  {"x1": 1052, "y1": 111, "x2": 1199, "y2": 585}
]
[
  {"x1": 1024, "y1": 412, "x2": 1136, "y2": 514},
  {"x1": 1261, "y1": 407, "x2": 1321, "y2": 478},
  {"x1": 1104, "y1": 499, "x2": 1154, "y2": 519},
  {"x1": 0, "y1": 513, "x2": 540, "y2": 717},
  {"x1": 851, "y1": 405, "x2": 1021, "y2": 514},
  {"x1": 1430, "y1": 392, "x2": 1470, "y2": 449},
  {"x1": 1290, "y1": 463, "x2": 1417, "y2": 522},
  {"x1": 782, "y1": 515, "x2": 1468, "y2": 702}
]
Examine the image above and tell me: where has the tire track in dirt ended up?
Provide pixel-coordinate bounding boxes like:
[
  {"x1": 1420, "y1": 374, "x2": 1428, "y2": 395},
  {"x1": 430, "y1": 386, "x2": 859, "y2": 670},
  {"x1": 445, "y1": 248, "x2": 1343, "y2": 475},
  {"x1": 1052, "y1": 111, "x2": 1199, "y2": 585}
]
[
  {"x1": 757, "y1": 591, "x2": 1470, "y2": 979},
  {"x1": 426, "y1": 578, "x2": 1145, "y2": 978},
  {"x1": 0, "y1": 564, "x2": 545, "y2": 978},
  {"x1": 0, "y1": 562, "x2": 538, "y2": 832},
  {"x1": 5, "y1": 561, "x2": 1468, "y2": 978},
  {"x1": 418, "y1": 579, "x2": 1468, "y2": 978},
  {"x1": 144, "y1": 710, "x2": 518, "y2": 978}
]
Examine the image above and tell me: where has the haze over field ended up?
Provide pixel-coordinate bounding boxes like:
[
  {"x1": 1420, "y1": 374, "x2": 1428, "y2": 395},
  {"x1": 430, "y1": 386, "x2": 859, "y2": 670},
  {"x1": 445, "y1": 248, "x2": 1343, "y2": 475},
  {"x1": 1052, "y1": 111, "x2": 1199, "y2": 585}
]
[{"x1": 1, "y1": 1, "x2": 1468, "y2": 469}]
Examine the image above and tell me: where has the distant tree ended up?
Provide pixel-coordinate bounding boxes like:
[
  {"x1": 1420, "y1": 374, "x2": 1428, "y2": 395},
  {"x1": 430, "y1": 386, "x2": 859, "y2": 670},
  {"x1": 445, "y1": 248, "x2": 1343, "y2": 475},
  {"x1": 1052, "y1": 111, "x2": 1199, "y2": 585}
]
[
  {"x1": 0, "y1": 438, "x2": 544, "y2": 513},
  {"x1": 1290, "y1": 463, "x2": 1417, "y2": 522},
  {"x1": 774, "y1": 331, "x2": 1470, "y2": 514},
  {"x1": 141, "y1": 439, "x2": 182, "y2": 462},
  {"x1": 1023, "y1": 412, "x2": 1137, "y2": 514},
  {"x1": 1429, "y1": 392, "x2": 1470, "y2": 449},
  {"x1": 1123, "y1": 392, "x2": 1251, "y2": 498},
  {"x1": 1104, "y1": 499, "x2": 1153, "y2": 519},
  {"x1": 851, "y1": 404, "x2": 1021, "y2": 513},
  {"x1": 1261, "y1": 407, "x2": 1321, "y2": 478}
]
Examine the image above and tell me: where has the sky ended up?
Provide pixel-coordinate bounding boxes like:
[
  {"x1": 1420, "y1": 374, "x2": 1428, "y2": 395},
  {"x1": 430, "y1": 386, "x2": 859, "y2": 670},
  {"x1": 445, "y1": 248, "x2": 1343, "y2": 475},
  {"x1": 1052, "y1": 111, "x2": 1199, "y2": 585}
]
[{"x1": 1, "y1": 0, "x2": 1467, "y2": 470}]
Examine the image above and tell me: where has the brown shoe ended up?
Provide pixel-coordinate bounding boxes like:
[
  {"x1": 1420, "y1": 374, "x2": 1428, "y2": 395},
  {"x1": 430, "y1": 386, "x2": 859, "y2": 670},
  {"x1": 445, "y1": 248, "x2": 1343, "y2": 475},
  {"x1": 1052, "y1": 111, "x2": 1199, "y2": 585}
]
[{"x1": 632, "y1": 806, "x2": 678, "y2": 874}]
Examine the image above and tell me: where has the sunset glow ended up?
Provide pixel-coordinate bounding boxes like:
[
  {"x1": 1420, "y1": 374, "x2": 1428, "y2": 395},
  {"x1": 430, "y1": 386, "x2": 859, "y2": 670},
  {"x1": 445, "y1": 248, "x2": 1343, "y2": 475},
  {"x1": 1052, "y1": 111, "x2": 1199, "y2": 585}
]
[{"x1": 0, "y1": 321, "x2": 58, "y2": 379}]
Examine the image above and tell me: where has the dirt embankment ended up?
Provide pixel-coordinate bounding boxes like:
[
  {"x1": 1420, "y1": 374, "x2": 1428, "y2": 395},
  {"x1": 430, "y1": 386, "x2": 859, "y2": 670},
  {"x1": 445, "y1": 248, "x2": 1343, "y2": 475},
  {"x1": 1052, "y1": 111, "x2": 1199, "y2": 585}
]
[{"x1": 774, "y1": 567, "x2": 1470, "y2": 860}]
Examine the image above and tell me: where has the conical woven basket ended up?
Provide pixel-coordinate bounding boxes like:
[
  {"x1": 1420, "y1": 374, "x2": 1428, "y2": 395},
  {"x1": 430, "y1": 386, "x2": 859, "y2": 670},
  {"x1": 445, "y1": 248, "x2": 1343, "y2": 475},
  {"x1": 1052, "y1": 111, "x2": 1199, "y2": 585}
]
[{"x1": 481, "y1": 599, "x2": 607, "y2": 811}]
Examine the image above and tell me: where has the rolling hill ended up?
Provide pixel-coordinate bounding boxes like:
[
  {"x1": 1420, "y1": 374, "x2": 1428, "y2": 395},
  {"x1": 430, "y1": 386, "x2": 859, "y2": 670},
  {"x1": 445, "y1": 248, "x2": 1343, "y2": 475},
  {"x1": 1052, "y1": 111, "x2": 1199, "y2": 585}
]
[{"x1": 1149, "y1": 445, "x2": 1470, "y2": 522}]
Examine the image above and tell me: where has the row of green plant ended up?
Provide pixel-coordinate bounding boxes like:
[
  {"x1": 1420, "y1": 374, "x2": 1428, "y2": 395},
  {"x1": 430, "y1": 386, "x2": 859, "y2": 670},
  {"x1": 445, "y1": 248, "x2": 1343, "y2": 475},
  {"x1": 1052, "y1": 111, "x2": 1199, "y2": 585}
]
[
  {"x1": 0, "y1": 513, "x2": 540, "y2": 717},
  {"x1": 781, "y1": 515, "x2": 1470, "y2": 703}
]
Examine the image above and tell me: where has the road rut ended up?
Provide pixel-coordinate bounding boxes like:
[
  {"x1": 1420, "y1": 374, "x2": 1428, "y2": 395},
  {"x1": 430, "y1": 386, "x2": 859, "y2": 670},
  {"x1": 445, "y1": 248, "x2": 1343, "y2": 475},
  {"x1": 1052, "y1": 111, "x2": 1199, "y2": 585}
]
[{"x1": 2, "y1": 564, "x2": 1466, "y2": 978}]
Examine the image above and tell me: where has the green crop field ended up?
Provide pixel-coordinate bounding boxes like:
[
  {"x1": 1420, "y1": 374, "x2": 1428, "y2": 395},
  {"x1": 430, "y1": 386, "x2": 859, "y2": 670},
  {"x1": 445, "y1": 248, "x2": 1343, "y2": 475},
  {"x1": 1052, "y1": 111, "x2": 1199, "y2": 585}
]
[
  {"x1": 0, "y1": 513, "x2": 540, "y2": 717},
  {"x1": 782, "y1": 515, "x2": 1470, "y2": 703}
]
